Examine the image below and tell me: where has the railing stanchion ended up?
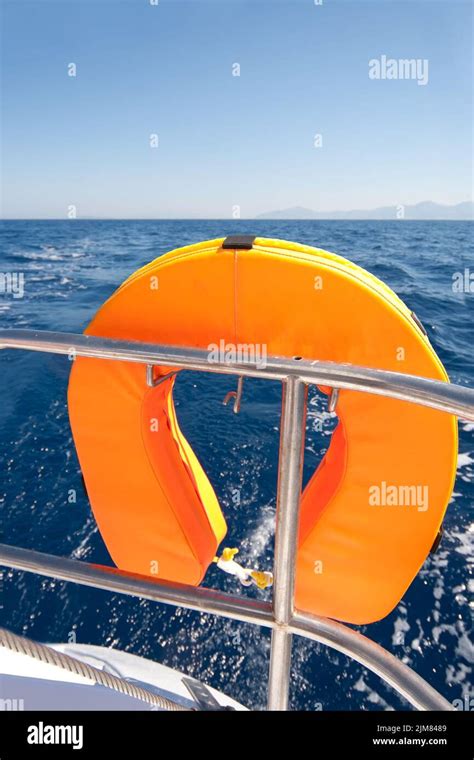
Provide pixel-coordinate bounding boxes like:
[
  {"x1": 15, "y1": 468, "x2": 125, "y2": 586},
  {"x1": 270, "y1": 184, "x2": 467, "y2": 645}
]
[{"x1": 268, "y1": 376, "x2": 307, "y2": 710}]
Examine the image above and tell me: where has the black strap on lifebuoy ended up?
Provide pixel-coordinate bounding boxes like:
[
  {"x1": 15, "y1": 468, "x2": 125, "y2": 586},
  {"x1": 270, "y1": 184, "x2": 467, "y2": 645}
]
[
  {"x1": 430, "y1": 525, "x2": 443, "y2": 554},
  {"x1": 410, "y1": 310, "x2": 428, "y2": 337},
  {"x1": 222, "y1": 235, "x2": 256, "y2": 250}
]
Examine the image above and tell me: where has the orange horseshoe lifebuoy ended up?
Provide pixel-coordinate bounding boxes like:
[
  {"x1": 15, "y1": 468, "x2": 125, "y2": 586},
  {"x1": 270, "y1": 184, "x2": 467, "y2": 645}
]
[{"x1": 68, "y1": 237, "x2": 457, "y2": 624}]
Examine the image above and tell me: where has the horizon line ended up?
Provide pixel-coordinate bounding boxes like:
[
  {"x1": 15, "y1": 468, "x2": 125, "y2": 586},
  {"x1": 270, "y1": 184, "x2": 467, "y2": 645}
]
[{"x1": 1, "y1": 217, "x2": 473, "y2": 222}]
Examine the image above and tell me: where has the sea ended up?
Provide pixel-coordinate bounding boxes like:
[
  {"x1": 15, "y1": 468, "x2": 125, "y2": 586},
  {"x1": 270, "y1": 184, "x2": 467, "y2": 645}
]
[{"x1": 1, "y1": 219, "x2": 472, "y2": 710}]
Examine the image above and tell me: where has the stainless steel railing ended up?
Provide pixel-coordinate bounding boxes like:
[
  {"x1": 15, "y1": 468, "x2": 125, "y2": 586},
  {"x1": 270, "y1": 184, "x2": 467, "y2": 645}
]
[
  {"x1": 1, "y1": 328, "x2": 473, "y2": 712},
  {"x1": 1, "y1": 329, "x2": 473, "y2": 419}
]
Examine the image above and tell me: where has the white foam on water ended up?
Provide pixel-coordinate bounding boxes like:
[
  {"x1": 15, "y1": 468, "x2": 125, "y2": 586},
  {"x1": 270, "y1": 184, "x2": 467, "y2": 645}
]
[
  {"x1": 391, "y1": 615, "x2": 410, "y2": 647},
  {"x1": 242, "y1": 504, "x2": 275, "y2": 561},
  {"x1": 15, "y1": 250, "x2": 65, "y2": 261},
  {"x1": 70, "y1": 518, "x2": 98, "y2": 560},
  {"x1": 432, "y1": 622, "x2": 457, "y2": 644},
  {"x1": 433, "y1": 576, "x2": 445, "y2": 601},
  {"x1": 353, "y1": 675, "x2": 394, "y2": 710},
  {"x1": 451, "y1": 525, "x2": 474, "y2": 560},
  {"x1": 457, "y1": 452, "x2": 473, "y2": 469},
  {"x1": 455, "y1": 632, "x2": 474, "y2": 664},
  {"x1": 445, "y1": 662, "x2": 472, "y2": 697}
]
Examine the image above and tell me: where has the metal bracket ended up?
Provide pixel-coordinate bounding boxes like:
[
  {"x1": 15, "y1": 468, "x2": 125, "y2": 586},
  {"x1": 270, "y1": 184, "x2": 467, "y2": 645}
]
[
  {"x1": 328, "y1": 388, "x2": 339, "y2": 413},
  {"x1": 146, "y1": 365, "x2": 178, "y2": 388},
  {"x1": 182, "y1": 677, "x2": 235, "y2": 711},
  {"x1": 223, "y1": 376, "x2": 244, "y2": 413}
]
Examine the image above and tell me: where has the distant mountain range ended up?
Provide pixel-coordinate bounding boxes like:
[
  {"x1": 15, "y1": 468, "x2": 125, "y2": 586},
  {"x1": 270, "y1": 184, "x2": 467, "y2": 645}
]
[{"x1": 256, "y1": 201, "x2": 474, "y2": 221}]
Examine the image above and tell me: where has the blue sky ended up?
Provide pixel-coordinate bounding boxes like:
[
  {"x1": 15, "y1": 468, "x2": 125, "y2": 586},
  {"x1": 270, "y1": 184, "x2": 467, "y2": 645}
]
[{"x1": 1, "y1": 0, "x2": 472, "y2": 218}]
